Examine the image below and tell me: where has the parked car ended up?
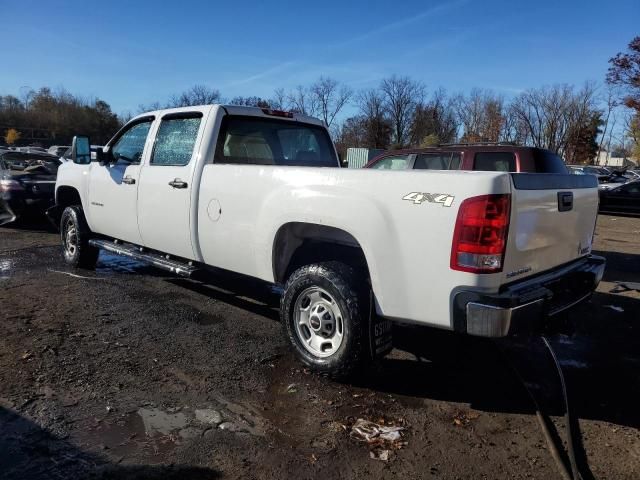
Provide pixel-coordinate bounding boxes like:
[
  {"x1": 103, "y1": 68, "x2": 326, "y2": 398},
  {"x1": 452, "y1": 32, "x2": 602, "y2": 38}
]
[
  {"x1": 49, "y1": 105, "x2": 604, "y2": 376},
  {"x1": 16, "y1": 146, "x2": 49, "y2": 154},
  {"x1": 598, "y1": 170, "x2": 632, "y2": 190},
  {"x1": 599, "y1": 181, "x2": 640, "y2": 214},
  {"x1": 365, "y1": 144, "x2": 569, "y2": 173},
  {"x1": 48, "y1": 145, "x2": 71, "y2": 157},
  {"x1": 568, "y1": 165, "x2": 630, "y2": 190},
  {"x1": 567, "y1": 164, "x2": 610, "y2": 178},
  {"x1": 624, "y1": 170, "x2": 640, "y2": 182},
  {"x1": 0, "y1": 151, "x2": 60, "y2": 221}
]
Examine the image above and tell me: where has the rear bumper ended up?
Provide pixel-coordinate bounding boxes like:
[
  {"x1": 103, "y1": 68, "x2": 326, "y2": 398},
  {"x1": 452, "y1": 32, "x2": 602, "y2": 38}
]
[{"x1": 452, "y1": 255, "x2": 606, "y2": 337}]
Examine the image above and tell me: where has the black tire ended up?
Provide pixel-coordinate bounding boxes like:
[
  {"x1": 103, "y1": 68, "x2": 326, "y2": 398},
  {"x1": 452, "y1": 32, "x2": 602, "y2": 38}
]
[
  {"x1": 281, "y1": 261, "x2": 369, "y2": 377},
  {"x1": 60, "y1": 206, "x2": 99, "y2": 269}
]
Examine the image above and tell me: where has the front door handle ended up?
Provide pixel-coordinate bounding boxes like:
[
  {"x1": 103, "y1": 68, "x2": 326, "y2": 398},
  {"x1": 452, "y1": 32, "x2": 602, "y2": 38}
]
[
  {"x1": 122, "y1": 176, "x2": 136, "y2": 185},
  {"x1": 168, "y1": 178, "x2": 188, "y2": 189}
]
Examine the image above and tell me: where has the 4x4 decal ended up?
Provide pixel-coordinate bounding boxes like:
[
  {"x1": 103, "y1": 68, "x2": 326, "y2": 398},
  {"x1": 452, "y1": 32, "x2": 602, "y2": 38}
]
[{"x1": 403, "y1": 192, "x2": 455, "y2": 207}]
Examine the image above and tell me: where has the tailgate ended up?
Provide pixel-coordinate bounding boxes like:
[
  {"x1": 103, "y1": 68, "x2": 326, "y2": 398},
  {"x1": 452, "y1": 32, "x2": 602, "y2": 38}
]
[{"x1": 501, "y1": 173, "x2": 599, "y2": 283}]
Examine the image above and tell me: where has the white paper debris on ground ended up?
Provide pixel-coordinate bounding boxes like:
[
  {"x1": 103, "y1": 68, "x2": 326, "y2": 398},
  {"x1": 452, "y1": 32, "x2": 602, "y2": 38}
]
[
  {"x1": 604, "y1": 305, "x2": 624, "y2": 313},
  {"x1": 370, "y1": 449, "x2": 391, "y2": 461},
  {"x1": 350, "y1": 418, "x2": 404, "y2": 443}
]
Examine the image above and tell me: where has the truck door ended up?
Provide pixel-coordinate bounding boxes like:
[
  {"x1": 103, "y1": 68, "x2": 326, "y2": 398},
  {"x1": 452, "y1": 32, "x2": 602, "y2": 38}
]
[
  {"x1": 137, "y1": 111, "x2": 204, "y2": 260},
  {"x1": 87, "y1": 117, "x2": 154, "y2": 244}
]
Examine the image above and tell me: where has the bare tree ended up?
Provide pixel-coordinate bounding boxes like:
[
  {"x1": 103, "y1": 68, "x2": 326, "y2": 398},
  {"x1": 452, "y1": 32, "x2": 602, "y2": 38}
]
[
  {"x1": 356, "y1": 89, "x2": 392, "y2": 149},
  {"x1": 596, "y1": 85, "x2": 619, "y2": 160},
  {"x1": 380, "y1": 76, "x2": 425, "y2": 147},
  {"x1": 270, "y1": 88, "x2": 287, "y2": 110},
  {"x1": 455, "y1": 89, "x2": 505, "y2": 143},
  {"x1": 510, "y1": 83, "x2": 599, "y2": 160},
  {"x1": 169, "y1": 85, "x2": 221, "y2": 107},
  {"x1": 309, "y1": 77, "x2": 352, "y2": 129},
  {"x1": 287, "y1": 85, "x2": 318, "y2": 116},
  {"x1": 410, "y1": 88, "x2": 458, "y2": 145},
  {"x1": 229, "y1": 96, "x2": 270, "y2": 108}
]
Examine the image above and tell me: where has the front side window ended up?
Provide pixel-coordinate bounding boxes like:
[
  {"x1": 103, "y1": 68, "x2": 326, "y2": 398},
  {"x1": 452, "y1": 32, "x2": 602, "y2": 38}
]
[
  {"x1": 414, "y1": 153, "x2": 461, "y2": 170},
  {"x1": 370, "y1": 155, "x2": 410, "y2": 170},
  {"x1": 152, "y1": 116, "x2": 202, "y2": 166},
  {"x1": 215, "y1": 116, "x2": 337, "y2": 167},
  {"x1": 473, "y1": 152, "x2": 516, "y2": 172},
  {"x1": 112, "y1": 120, "x2": 153, "y2": 163}
]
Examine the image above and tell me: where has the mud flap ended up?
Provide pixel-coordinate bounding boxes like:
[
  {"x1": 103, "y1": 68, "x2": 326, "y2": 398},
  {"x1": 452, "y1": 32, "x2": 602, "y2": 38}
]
[
  {"x1": 45, "y1": 204, "x2": 62, "y2": 231},
  {"x1": 368, "y1": 290, "x2": 393, "y2": 360},
  {"x1": 0, "y1": 198, "x2": 16, "y2": 225}
]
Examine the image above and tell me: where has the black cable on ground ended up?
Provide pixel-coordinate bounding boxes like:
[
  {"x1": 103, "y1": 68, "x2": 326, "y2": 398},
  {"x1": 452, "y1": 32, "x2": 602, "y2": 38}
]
[
  {"x1": 541, "y1": 336, "x2": 582, "y2": 480},
  {"x1": 497, "y1": 340, "x2": 574, "y2": 480}
]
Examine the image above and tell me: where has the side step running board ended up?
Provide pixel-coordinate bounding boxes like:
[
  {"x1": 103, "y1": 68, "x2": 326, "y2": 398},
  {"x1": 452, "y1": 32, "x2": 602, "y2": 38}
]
[{"x1": 89, "y1": 239, "x2": 200, "y2": 277}]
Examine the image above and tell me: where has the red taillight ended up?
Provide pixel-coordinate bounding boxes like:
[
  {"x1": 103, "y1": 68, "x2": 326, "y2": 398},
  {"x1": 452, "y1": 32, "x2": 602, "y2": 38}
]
[
  {"x1": 261, "y1": 108, "x2": 294, "y2": 118},
  {"x1": 450, "y1": 194, "x2": 511, "y2": 273}
]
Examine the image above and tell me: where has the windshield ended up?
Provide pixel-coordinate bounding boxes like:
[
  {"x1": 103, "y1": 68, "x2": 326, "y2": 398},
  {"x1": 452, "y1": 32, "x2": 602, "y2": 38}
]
[
  {"x1": 215, "y1": 116, "x2": 338, "y2": 167},
  {"x1": 369, "y1": 155, "x2": 411, "y2": 170}
]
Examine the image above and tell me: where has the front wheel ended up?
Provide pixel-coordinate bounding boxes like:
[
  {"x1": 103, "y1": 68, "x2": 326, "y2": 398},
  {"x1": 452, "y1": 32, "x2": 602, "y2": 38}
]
[
  {"x1": 60, "y1": 206, "x2": 99, "y2": 269},
  {"x1": 281, "y1": 262, "x2": 369, "y2": 377}
]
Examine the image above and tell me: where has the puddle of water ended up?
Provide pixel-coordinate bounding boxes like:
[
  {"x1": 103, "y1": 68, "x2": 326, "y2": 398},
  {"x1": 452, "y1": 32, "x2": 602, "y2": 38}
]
[
  {"x1": 0, "y1": 259, "x2": 14, "y2": 280},
  {"x1": 210, "y1": 396, "x2": 267, "y2": 437},
  {"x1": 270, "y1": 285, "x2": 284, "y2": 296},
  {"x1": 137, "y1": 408, "x2": 188, "y2": 436},
  {"x1": 0, "y1": 260, "x2": 13, "y2": 275},
  {"x1": 96, "y1": 252, "x2": 152, "y2": 275}
]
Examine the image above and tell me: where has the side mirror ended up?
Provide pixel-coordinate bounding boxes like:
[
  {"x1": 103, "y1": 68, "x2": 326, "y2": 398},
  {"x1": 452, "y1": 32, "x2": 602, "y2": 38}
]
[
  {"x1": 93, "y1": 146, "x2": 107, "y2": 164},
  {"x1": 71, "y1": 136, "x2": 91, "y2": 165}
]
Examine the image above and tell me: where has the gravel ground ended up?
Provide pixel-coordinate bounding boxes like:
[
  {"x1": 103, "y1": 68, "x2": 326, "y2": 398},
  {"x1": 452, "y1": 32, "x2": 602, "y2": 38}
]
[{"x1": 0, "y1": 213, "x2": 639, "y2": 479}]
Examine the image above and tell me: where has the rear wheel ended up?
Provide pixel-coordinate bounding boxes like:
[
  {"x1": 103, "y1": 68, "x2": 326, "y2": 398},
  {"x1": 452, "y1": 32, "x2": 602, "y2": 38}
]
[
  {"x1": 60, "y1": 206, "x2": 99, "y2": 269},
  {"x1": 281, "y1": 261, "x2": 368, "y2": 377}
]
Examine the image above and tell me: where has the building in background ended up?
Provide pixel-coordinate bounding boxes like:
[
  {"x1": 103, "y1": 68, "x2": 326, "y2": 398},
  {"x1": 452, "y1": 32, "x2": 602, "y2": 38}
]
[
  {"x1": 596, "y1": 150, "x2": 637, "y2": 168},
  {"x1": 345, "y1": 148, "x2": 385, "y2": 168}
]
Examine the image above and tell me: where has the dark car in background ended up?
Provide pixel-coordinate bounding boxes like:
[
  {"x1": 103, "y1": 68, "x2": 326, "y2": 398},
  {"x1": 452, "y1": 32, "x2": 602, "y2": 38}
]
[
  {"x1": 599, "y1": 180, "x2": 640, "y2": 215},
  {"x1": 0, "y1": 151, "x2": 60, "y2": 222},
  {"x1": 364, "y1": 143, "x2": 569, "y2": 173}
]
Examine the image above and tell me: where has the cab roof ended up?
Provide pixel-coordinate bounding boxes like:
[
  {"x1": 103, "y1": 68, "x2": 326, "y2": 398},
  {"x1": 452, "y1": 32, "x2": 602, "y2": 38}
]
[{"x1": 131, "y1": 104, "x2": 325, "y2": 127}]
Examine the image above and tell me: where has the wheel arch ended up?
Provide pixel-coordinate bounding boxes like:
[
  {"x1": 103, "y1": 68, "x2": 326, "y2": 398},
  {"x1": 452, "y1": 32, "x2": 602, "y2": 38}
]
[
  {"x1": 272, "y1": 222, "x2": 371, "y2": 285},
  {"x1": 56, "y1": 185, "x2": 83, "y2": 209}
]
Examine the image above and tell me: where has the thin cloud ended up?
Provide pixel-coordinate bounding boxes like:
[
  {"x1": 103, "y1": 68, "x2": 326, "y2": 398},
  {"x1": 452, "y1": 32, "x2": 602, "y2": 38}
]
[
  {"x1": 332, "y1": 0, "x2": 469, "y2": 47},
  {"x1": 224, "y1": 61, "x2": 295, "y2": 88}
]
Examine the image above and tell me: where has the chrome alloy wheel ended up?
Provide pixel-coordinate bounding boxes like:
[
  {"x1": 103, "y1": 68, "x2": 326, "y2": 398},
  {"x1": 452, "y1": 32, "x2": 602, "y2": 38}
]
[
  {"x1": 63, "y1": 218, "x2": 78, "y2": 257},
  {"x1": 294, "y1": 286, "x2": 345, "y2": 358}
]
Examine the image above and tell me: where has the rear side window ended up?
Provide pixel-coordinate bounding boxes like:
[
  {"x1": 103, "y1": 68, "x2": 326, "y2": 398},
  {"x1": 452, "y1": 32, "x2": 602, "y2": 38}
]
[
  {"x1": 152, "y1": 115, "x2": 202, "y2": 166},
  {"x1": 473, "y1": 152, "x2": 516, "y2": 172},
  {"x1": 414, "y1": 153, "x2": 461, "y2": 170},
  {"x1": 215, "y1": 116, "x2": 337, "y2": 167},
  {"x1": 532, "y1": 149, "x2": 568, "y2": 173},
  {"x1": 370, "y1": 155, "x2": 410, "y2": 170}
]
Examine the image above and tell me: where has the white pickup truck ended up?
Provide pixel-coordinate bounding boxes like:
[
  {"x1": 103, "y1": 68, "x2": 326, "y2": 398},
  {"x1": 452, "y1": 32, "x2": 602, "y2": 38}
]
[{"x1": 50, "y1": 104, "x2": 605, "y2": 376}]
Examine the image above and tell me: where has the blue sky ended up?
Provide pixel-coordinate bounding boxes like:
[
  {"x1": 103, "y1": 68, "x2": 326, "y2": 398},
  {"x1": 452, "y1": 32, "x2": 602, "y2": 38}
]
[{"x1": 2, "y1": 0, "x2": 638, "y2": 116}]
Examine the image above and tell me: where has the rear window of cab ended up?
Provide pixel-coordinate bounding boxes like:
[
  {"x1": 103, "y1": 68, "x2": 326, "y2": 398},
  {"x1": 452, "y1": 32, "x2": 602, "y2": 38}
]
[{"x1": 473, "y1": 152, "x2": 516, "y2": 172}]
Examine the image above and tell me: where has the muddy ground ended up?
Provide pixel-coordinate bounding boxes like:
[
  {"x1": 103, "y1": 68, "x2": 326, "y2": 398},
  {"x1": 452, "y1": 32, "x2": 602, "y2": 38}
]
[{"x1": 1, "y1": 213, "x2": 639, "y2": 479}]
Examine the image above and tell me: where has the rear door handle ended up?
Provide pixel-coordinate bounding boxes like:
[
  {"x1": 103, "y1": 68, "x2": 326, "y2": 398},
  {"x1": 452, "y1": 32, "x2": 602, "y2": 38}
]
[
  {"x1": 122, "y1": 176, "x2": 136, "y2": 185},
  {"x1": 168, "y1": 179, "x2": 188, "y2": 189}
]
